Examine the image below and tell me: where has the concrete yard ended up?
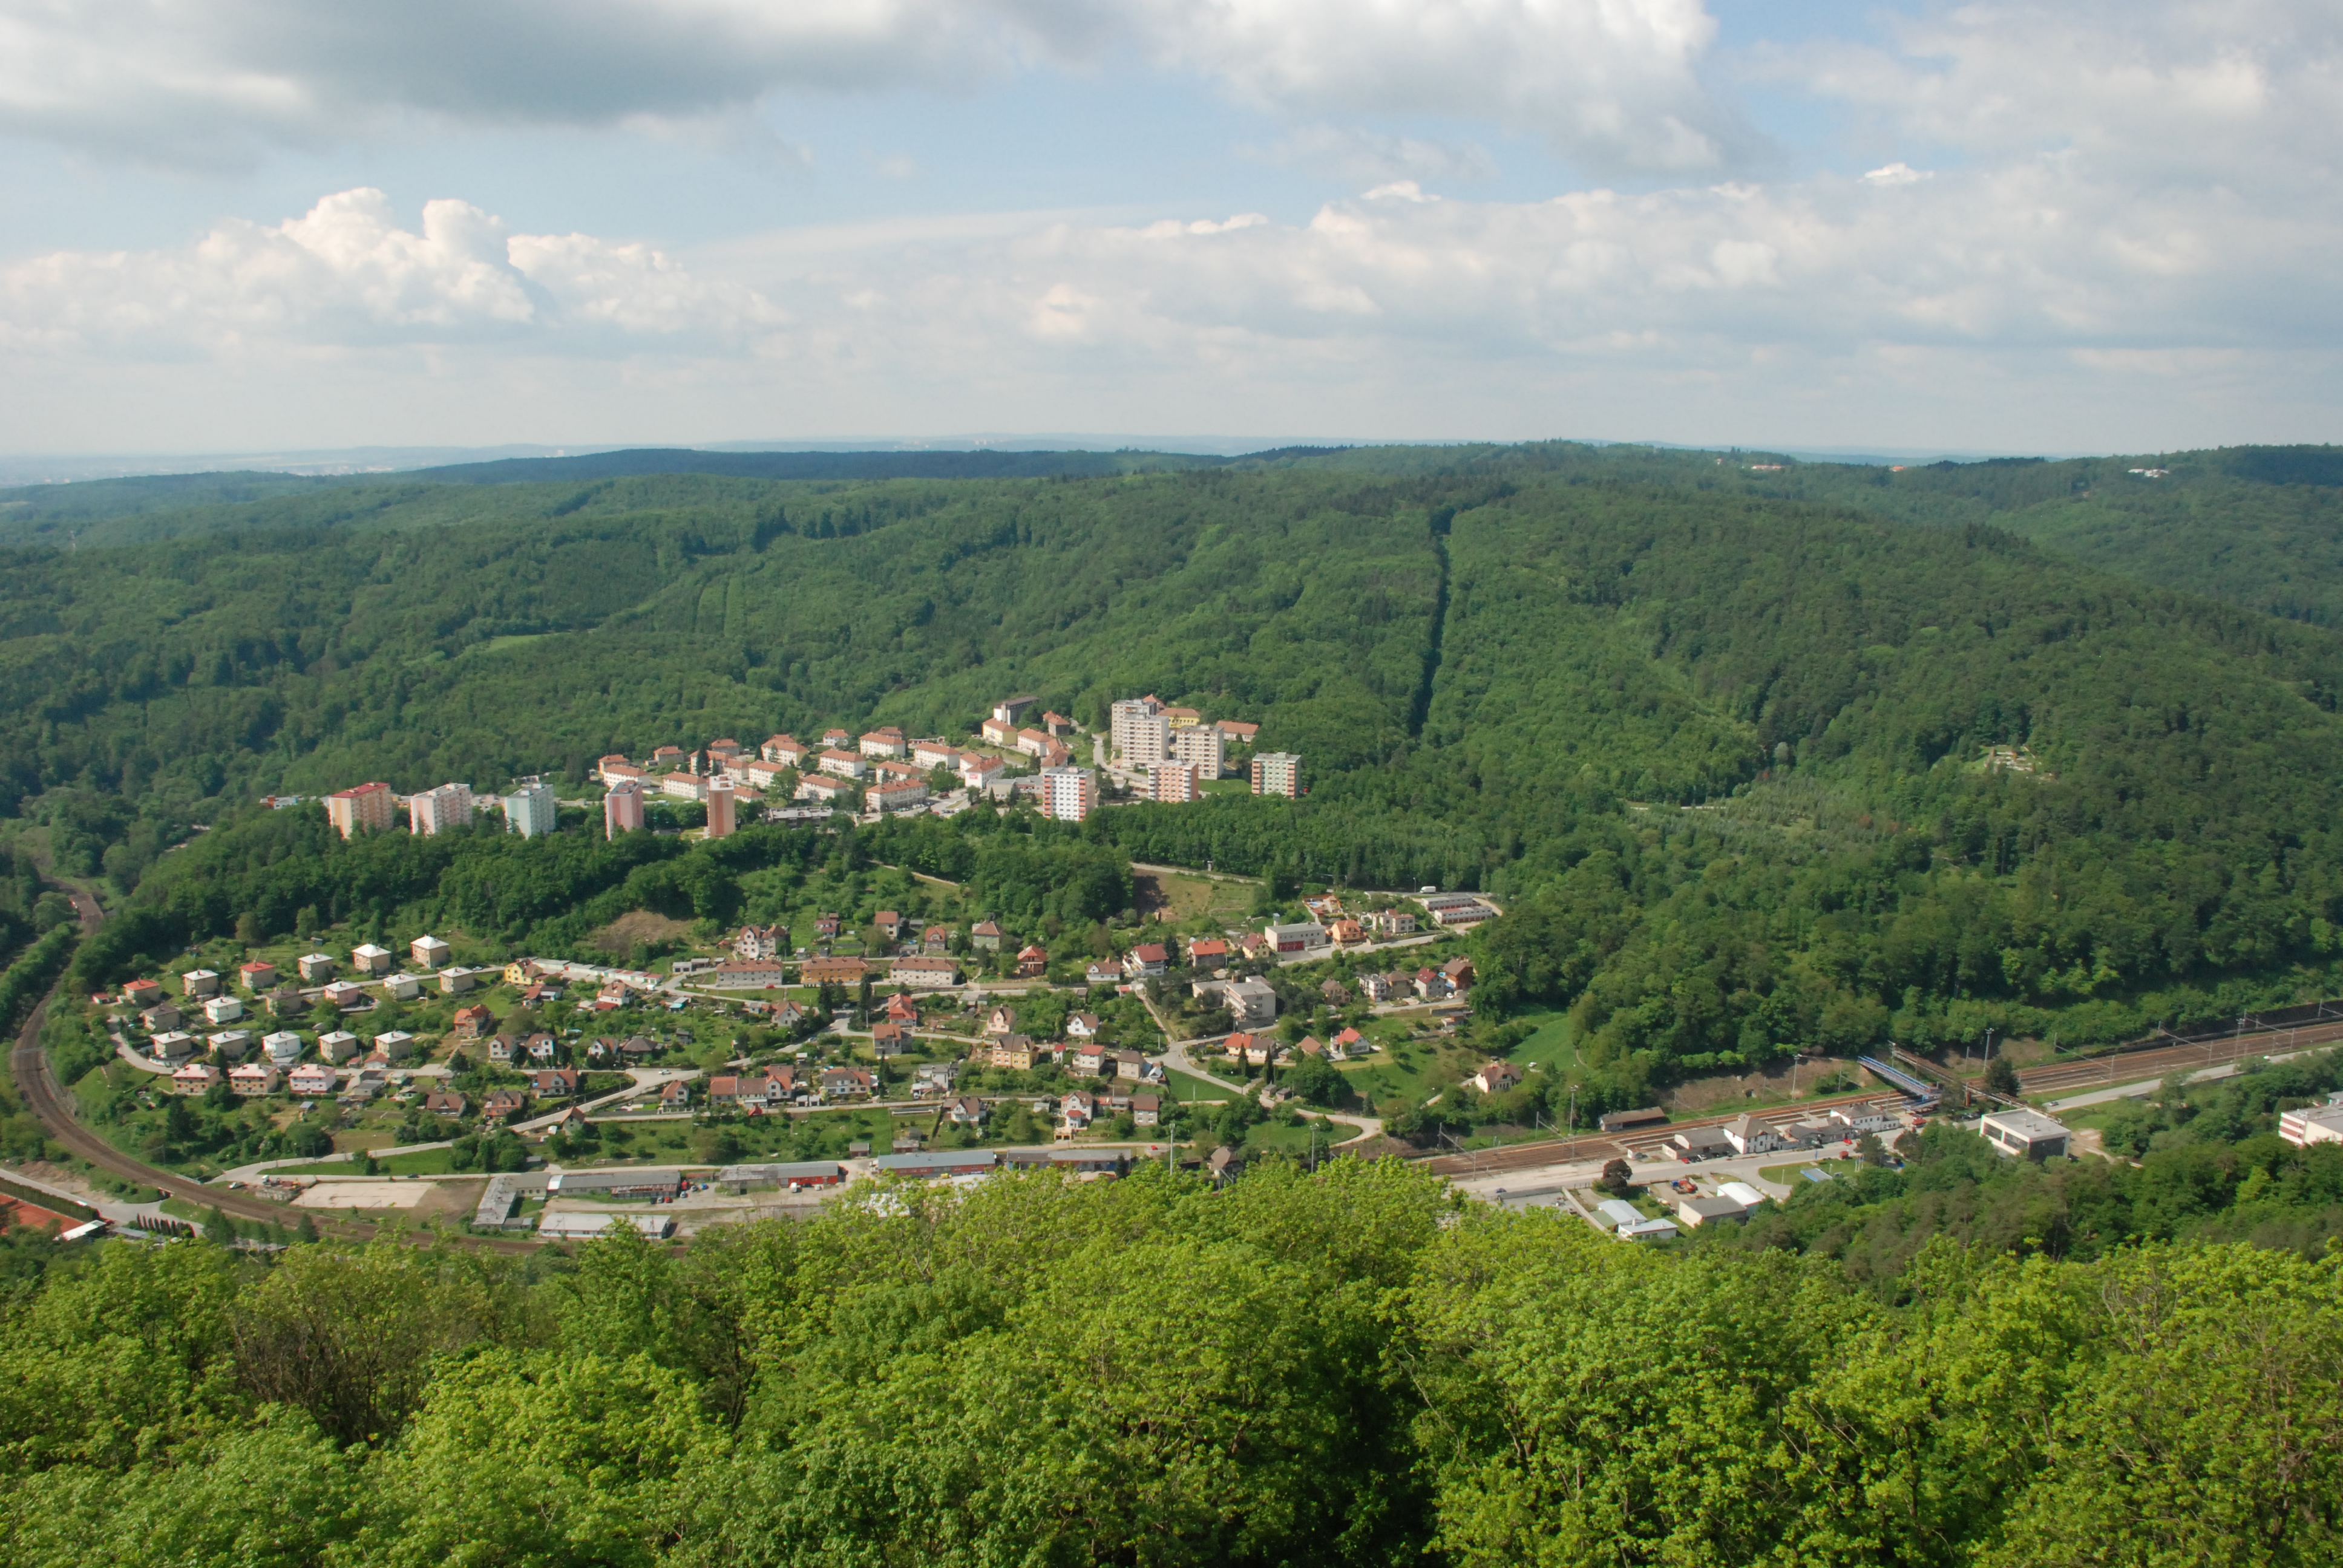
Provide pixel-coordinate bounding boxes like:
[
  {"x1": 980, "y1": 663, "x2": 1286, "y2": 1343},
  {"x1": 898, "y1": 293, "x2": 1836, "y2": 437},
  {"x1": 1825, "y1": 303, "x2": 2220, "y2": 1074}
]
[{"x1": 292, "y1": 1180, "x2": 433, "y2": 1209}]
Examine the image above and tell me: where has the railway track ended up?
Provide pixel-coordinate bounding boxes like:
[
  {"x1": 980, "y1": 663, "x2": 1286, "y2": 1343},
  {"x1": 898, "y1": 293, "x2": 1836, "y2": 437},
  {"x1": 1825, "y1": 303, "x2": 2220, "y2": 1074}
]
[
  {"x1": 10, "y1": 886, "x2": 536, "y2": 1254},
  {"x1": 2014, "y1": 1019, "x2": 2343, "y2": 1097}
]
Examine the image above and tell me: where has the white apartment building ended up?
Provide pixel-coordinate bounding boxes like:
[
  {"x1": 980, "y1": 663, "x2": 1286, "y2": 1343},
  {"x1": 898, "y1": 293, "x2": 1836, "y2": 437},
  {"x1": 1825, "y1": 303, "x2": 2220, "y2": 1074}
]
[
  {"x1": 504, "y1": 779, "x2": 557, "y2": 838},
  {"x1": 1041, "y1": 766, "x2": 1096, "y2": 823},
  {"x1": 408, "y1": 782, "x2": 474, "y2": 834},
  {"x1": 662, "y1": 773, "x2": 709, "y2": 802},
  {"x1": 818, "y1": 749, "x2": 870, "y2": 780},
  {"x1": 1110, "y1": 697, "x2": 1170, "y2": 766}
]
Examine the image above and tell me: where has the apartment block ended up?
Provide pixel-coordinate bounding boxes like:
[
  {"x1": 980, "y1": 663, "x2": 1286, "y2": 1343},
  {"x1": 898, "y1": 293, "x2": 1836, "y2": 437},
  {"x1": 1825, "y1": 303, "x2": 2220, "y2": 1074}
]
[
  {"x1": 324, "y1": 781, "x2": 396, "y2": 838},
  {"x1": 1040, "y1": 766, "x2": 1096, "y2": 823},
  {"x1": 1110, "y1": 697, "x2": 1170, "y2": 766},
  {"x1": 1172, "y1": 723, "x2": 1225, "y2": 776},
  {"x1": 706, "y1": 779, "x2": 737, "y2": 838},
  {"x1": 504, "y1": 778, "x2": 557, "y2": 838},
  {"x1": 1151, "y1": 762, "x2": 1198, "y2": 803},
  {"x1": 408, "y1": 782, "x2": 474, "y2": 835},
  {"x1": 1251, "y1": 752, "x2": 1302, "y2": 797},
  {"x1": 868, "y1": 779, "x2": 929, "y2": 813},
  {"x1": 604, "y1": 780, "x2": 644, "y2": 838}
]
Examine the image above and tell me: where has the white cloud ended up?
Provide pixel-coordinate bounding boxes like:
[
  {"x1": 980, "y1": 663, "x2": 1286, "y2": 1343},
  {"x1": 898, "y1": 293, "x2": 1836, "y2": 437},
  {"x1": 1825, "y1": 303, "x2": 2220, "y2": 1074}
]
[
  {"x1": 1138, "y1": 0, "x2": 1736, "y2": 171},
  {"x1": 1784, "y1": 0, "x2": 2343, "y2": 187},
  {"x1": 0, "y1": 189, "x2": 781, "y2": 354},
  {"x1": 1245, "y1": 124, "x2": 1500, "y2": 186},
  {"x1": 0, "y1": 0, "x2": 1739, "y2": 174}
]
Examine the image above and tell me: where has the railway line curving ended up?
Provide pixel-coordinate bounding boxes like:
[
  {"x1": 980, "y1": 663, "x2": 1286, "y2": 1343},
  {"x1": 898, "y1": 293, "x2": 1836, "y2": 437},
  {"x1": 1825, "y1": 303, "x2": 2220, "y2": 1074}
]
[{"x1": 8, "y1": 885, "x2": 536, "y2": 1254}]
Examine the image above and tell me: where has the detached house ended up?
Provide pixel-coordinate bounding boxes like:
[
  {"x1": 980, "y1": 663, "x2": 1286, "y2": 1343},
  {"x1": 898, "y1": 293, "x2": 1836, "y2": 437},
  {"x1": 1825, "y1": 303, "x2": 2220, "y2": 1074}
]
[
  {"x1": 970, "y1": 921, "x2": 1003, "y2": 952},
  {"x1": 1122, "y1": 944, "x2": 1169, "y2": 980},
  {"x1": 735, "y1": 924, "x2": 785, "y2": 961},
  {"x1": 1015, "y1": 944, "x2": 1049, "y2": 978},
  {"x1": 820, "y1": 1067, "x2": 876, "y2": 1100},
  {"x1": 1472, "y1": 1060, "x2": 1523, "y2": 1096}
]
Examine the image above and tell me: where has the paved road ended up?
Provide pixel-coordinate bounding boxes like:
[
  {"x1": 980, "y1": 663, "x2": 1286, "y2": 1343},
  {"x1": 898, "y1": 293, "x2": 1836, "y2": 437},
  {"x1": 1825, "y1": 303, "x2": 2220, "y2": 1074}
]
[
  {"x1": 1147, "y1": 996, "x2": 1386, "y2": 1146},
  {"x1": 1449, "y1": 1138, "x2": 1871, "y2": 1212},
  {"x1": 9, "y1": 883, "x2": 536, "y2": 1253}
]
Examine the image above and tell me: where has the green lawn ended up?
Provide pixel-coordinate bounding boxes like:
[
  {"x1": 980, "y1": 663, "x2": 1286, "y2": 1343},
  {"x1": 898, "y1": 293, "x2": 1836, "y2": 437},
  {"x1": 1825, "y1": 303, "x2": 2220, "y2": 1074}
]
[
  {"x1": 271, "y1": 1145, "x2": 464, "y2": 1177},
  {"x1": 1244, "y1": 1117, "x2": 1349, "y2": 1154},
  {"x1": 1337, "y1": 1037, "x2": 1469, "y2": 1108},
  {"x1": 1506, "y1": 1008, "x2": 1577, "y2": 1071},
  {"x1": 1164, "y1": 1068, "x2": 1238, "y2": 1102}
]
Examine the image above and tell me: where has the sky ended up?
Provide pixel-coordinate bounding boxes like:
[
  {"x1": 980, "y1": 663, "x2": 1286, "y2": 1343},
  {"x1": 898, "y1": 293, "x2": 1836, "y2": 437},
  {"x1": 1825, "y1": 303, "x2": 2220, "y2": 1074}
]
[{"x1": 0, "y1": 0, "x2": 2337, "y2": 458}]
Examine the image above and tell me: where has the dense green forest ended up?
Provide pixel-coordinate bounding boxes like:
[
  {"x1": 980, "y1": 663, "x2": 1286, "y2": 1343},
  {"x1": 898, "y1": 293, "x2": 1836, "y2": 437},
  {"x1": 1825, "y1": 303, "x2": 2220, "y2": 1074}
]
[
  {"x1": 0, "y1": 1160, "x2": 2336, "y2": 1567},
  {"x1": 12, "y1": 442, "x2": 2343, "y2": 1096}
]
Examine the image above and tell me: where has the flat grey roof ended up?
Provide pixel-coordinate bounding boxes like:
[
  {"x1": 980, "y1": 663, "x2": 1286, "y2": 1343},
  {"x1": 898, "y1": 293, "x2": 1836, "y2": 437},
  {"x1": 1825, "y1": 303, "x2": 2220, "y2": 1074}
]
[
  {"x1": 874, "y1": 1150, "x2": 1000, "y2": 1171},
  {"x1": 1982, "y1": 1109, "x2": 2070, "y2": 1142},
  {"x1": 719, "y1": 1161, "x2": 846, "y2": 1181}
]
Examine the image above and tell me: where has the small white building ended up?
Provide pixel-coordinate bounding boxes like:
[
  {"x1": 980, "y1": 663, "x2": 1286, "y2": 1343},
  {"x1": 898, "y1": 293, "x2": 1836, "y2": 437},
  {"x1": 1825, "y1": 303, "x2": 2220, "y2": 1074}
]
[
  {"x1": 372, "y1": 1030, "x2": 416, "y2": 1062},
  {"x1": 1979, "y1": 1109, "x2": 2071, "y2": 1161},
  {"x1": 262, "y1": 1030, "x2": 305, "y2": 1067},
  {"x1": 410, "y1": 935, "x2": 451, "y2": 969},
  {"x1": 298, "y1": 952, "x2": 338, "y2": 982},
  {"x1": 350, "y1": 942, "x2": 394, "y2": 975},
  {"x1": 180, "y1": 969, "x2": 220, "y2": 998},
  {"x1": 2279, "y1": 1103, "x2": 2343, "y2": 1148},
  {"x1": 208, "y1": 1029, "x2": 252, "y2": 1060},
  {"x1": 149, "y1": 1030, "x2": 197, "y2": 1061},
  {"x1": 317, "y1": 1030, "x2": 359, "y2": 1063},
  {"x1": 202, "y1": 995, "x2": 245, "y2": 1025},
  {"x1": 438, "y1": 967, "x2": 474, "y2": 995},
  {"x1": 1721, "y1": 1114, "x2": 1784, "y2": 1157},
  {"x1": 384, "y1": 972, "x2": 421, "y2": 1001},
  {"x1": 1596, "y1": 1198, "x2": 1644, "y2": 1232}
]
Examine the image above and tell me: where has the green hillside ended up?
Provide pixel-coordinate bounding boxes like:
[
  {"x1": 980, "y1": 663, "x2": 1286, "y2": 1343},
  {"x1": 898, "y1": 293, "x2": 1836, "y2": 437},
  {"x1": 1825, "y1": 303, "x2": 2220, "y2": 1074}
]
[{"x1": 11, "y1": 451, "x2": 2343, "y2": 1096}]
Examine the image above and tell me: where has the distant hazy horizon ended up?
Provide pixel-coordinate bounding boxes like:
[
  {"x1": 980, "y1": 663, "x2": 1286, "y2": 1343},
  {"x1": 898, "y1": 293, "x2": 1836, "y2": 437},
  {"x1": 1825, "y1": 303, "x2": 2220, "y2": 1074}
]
[{"x1": 0, "y1": 433, "x2": 2114, "y2": 489}]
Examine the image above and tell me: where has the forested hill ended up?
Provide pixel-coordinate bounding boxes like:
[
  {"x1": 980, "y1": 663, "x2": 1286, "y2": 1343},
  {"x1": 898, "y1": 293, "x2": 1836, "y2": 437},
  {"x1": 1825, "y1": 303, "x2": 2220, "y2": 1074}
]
[
  {"x1": 14, "y1": 452, "x2": 2343, "y2": 1089},
  {"x1": 11, "y1": 439, "x2": 2343, "y2": 632}
]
